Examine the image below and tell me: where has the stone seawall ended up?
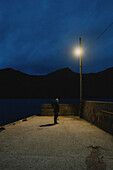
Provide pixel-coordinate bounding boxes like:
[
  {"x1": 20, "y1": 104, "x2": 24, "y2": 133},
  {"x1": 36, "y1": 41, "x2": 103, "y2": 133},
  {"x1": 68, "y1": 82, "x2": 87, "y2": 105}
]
[
  {"x1": 41, "y1": 104, "x2": 79, "y2": 116},
  {"x1": 82, "y1": 101, "x2": 113, "y2": 135}
]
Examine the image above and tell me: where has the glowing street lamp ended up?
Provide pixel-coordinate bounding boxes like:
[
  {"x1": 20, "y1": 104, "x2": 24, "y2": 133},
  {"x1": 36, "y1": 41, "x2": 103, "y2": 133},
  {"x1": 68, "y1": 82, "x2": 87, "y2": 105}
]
[
  {"x1": 75, "y1": 38, "x2": 82, "y2": 116},
  {"x1": 75, "y1": 48, "x2": 81, "y2": 56}
]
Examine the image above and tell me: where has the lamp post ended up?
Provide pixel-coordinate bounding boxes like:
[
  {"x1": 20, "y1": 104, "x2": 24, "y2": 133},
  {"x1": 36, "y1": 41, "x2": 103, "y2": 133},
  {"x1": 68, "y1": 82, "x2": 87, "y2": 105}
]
[
  {"x1": 75, "y1": 37, "x2": 82, "y2": 116},
  {"x1": 79, "y1": 37, "x2": 82, "y2": 104}
]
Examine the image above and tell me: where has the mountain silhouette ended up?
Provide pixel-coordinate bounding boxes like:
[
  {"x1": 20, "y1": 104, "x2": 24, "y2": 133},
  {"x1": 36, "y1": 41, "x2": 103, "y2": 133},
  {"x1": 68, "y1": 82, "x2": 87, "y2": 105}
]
[{"x1": 0, "y1": 67, "x2": 113, "y2": 99}]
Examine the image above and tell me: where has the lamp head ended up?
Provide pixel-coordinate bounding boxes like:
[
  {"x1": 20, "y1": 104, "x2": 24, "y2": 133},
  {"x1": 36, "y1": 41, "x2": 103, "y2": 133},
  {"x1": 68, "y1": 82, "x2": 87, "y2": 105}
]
[
  {"x1": 76, "y1": 48, "x2": 81, "y2": 55},
  {"x1": 73, "y1": 47, "x2": 83, "y2": 57}
]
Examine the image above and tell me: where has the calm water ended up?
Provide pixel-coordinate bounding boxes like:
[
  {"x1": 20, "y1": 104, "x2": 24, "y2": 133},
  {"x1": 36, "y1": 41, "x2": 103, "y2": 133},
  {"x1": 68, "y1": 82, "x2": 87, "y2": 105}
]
[
  {"x1": 0, "y1": 98, "x2": 113, "y2": 126},
  {"x1": 0, "y1": 98, "x2": 79, "y2": 126}
]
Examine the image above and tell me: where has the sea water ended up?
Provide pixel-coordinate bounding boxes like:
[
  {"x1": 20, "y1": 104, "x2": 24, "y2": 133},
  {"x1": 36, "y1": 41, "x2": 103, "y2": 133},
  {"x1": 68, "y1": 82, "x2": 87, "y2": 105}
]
[
  {"x1": 0, "y1": 98, "x2": 113, "y2": 126},
  {"x1": 0, "y1": 98, "x2": 79, "y2": 126}
]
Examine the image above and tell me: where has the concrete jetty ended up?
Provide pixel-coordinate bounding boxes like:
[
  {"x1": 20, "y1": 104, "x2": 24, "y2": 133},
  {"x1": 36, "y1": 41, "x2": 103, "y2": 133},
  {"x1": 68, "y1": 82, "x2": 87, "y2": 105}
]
[{"x1": 0, "y1": 116, "x2": 113, "y2": 170}]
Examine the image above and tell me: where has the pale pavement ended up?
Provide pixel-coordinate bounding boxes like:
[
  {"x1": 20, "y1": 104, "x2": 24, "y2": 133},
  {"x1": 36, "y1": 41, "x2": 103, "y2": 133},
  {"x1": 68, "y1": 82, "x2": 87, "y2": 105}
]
[{"x1": 0, "y1": 116, "x2": 113, "y2": 170}]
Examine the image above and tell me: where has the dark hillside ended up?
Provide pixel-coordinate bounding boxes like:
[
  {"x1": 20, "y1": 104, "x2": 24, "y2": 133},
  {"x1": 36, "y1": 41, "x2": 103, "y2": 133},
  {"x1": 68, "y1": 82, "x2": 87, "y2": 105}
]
[{"x1": 0, "y1": 67, "x2": 113, "y2": 99}]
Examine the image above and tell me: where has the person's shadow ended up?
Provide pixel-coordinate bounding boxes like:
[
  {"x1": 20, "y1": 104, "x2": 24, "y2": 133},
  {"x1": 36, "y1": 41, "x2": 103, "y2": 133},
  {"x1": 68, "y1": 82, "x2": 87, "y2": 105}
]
[{"x1": 40, "y1": 123, "x2": 55, "y2": 127}]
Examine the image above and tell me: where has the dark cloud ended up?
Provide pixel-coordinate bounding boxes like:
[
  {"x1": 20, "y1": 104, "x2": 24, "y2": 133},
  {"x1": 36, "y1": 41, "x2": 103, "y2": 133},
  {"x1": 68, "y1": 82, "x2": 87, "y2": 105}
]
[{"x1": 0, "y1": 0, "x2": 113, "y2": 74}]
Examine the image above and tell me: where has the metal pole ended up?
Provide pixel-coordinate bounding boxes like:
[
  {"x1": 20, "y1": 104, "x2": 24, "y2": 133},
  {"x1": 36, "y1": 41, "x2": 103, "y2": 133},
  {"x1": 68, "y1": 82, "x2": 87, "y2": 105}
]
[
  {"x1": 79, "y1": 37, "x2": 82, "y2": 117},
  {"x1": 79, "y1": 37, "x2": 82, "y2": 103}
]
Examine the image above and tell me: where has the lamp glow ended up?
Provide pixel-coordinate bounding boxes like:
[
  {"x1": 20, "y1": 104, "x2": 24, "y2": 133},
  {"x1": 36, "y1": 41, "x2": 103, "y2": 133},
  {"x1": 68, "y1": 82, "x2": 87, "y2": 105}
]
[
  {"x1": 76, "y1": 48, "x2": 81, "y2": 55},
  {"x1": 73, "y1": 48, "x2": 83, "y2": 57}
]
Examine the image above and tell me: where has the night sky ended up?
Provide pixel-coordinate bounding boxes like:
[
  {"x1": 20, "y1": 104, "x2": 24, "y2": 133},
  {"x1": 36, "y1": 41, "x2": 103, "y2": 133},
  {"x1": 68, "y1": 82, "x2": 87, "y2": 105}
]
[{"x1": 0, "y1": 0, "x2": 113, "y2": 75}]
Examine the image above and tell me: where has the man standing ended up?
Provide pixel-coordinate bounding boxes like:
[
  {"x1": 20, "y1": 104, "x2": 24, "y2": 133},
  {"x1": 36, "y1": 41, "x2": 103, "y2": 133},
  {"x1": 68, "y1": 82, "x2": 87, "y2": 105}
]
[{"x1": 52, "y1": 98, "x2": 59, "y2": 124}]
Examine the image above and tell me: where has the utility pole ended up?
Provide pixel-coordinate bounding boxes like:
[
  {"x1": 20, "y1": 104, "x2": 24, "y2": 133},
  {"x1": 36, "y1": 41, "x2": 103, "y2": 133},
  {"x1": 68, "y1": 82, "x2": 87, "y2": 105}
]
[
  {"x1": 79, "y1": 37, "x2": 82, "y2": 104},
  {"x1": 79, "y1": 37, "x2": 82, "y2": 117}
]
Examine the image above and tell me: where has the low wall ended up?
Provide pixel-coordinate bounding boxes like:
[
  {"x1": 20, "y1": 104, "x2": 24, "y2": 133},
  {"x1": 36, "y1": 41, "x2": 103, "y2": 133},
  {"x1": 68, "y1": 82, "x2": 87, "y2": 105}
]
[
  {"x1": 41, "y1": 104, "x2": 79, "y2": 116},
  {"x1": 82, "y1": 101, "x2": 113, "y2": 135},
  {"x1": 42, "y1": 101, "x2": 113, "y2": 135}
]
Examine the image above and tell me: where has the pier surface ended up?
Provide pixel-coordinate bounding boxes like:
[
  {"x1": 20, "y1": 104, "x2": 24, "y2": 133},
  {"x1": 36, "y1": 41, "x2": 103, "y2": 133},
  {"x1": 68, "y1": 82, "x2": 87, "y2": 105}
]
[{"x1": 0, "y1": 116, "x2": 113, "y2": 170}]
